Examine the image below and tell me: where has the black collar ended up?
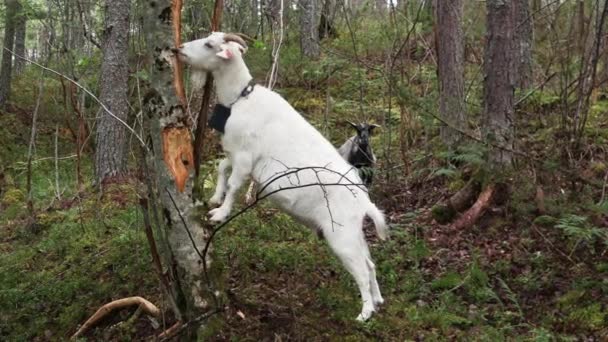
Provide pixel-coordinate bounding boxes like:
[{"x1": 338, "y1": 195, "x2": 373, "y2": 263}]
[{"x1": 209, "y1": 80, "x2": 256, "y2": 134}]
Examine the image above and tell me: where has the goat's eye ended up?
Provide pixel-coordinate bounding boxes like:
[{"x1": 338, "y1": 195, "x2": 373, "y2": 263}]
[{"x1": 204, "y1": 42, "x2": 213, "y2": 49}]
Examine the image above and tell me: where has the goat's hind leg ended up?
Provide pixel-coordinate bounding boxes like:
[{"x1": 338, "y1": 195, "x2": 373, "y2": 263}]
[
  {"x1": 209, "y1": 158, "x2": 231, "y2": 206},
  {"x1": 360, "y1": 235, "x2": 383, "y2": 306},
  {"x1": 325, "y1": 225, "x2": 376, "y2": 321}
]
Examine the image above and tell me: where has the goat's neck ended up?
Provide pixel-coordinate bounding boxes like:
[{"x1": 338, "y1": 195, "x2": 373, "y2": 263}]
[{"x1": 213, "y1": 60, "x2": 253, "y2": 106}]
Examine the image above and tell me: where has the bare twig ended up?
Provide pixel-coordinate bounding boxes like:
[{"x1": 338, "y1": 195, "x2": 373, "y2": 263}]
[
  {"x1": 26, "y1": 69, "x2": 46, "y2": 219},
  {"x1": 3, "y1": 47, "x2": 148, "y2": 149}
]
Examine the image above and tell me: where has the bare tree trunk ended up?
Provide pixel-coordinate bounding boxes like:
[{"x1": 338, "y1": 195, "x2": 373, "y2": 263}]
[
  {"x1": 434, "y1": 0, "x2": 465, "y2": 148},
  {"x1": 319, "y1": 0, "x2": 337, "y2": 40},
  {"x1": 299, "y1": 0, "x2": 320, "y2": 59},
  {"x1": 0, "y1": 0, "x2": 20, "y2": 109},
  {"x1": 514, "y1": 0, "x2": 533, "y2": 89},
  {"x1": 142, "y1": 0, "x2": 218, "y2": 336},
  {"x1": 95, "y1": 0, "x2": 131, "y2": 184},
  {"x1": 577, "y1": 0, "x2": 586, "y2": 55},
  {"x1": 483, "y1": 0, "x2": 515, "y2": 167},
  {"x1": 14, "y1": 4, "x2": 27, "y2": 75}
]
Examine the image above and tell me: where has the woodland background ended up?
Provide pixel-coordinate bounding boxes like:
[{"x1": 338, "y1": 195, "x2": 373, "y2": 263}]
[{"x1": 1, "y1": 0, "x2": 608, "y2": 340}]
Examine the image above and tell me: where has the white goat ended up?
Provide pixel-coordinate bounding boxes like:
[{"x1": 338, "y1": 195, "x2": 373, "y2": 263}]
[{"x1": 173, "y1": 32, "x2": 388, "y2": 321}]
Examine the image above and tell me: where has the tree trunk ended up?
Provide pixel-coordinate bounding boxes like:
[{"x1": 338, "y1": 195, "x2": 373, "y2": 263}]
[
  {"x1": 299, "y1": 0, "x2": 320, "y2": 59},
  {"x1": 319, "y1": 0, "x2": 337, "y2": 40},
  {"x1": 513, "y1": 0, "x2": 533, "y2": 89},
  {"x1": 95, "y1": 0, "x2": 131, "y2": 184},
  {"x1": 142, "y1": 0, "x2": 217, "y2": 336},
  {"x1": 13, "y1": 3, "x2": 27, "y2": 75},
  {"x1": 375, "y1": 0, "x2": 386, "y2": 12},
  {"x1": 434, "y1": 0, "x2": 466, "y2": 148},
  {"x1": 0, "y1": 0, "x2": 19, "y2": 109},
  {"x1": 483, "y1": 0, "x2": 515, "y2": 167}
]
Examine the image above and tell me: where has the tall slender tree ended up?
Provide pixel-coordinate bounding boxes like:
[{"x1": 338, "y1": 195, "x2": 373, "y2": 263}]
[
  {"x1": 514, "y1": 0, "x2": 533, "y2": 89},
  {"x1": 483, "y1": 0, "x2": 515, "y2": 166},
  {"x1": 13, "y1": 2, "x2": 27, "y2": 75},
  {"x1": 434, "y1": 0, "x2": 466, "y2": 147},
  {"x1": 94, "y1": 0, "x2": 131, "y2": 184},
  {"x1": 0, "y1": 0, "x2": 20, "y2": 109},
  {"x1": 299, "y1": 0, "x2": 320, "y2": 59}
]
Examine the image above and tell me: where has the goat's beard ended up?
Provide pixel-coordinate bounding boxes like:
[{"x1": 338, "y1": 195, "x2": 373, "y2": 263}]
[{"x1": 190, "y1": 70, "x2": 208, "y2": 90}]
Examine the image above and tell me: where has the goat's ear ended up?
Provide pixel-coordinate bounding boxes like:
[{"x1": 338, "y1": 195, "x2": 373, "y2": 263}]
[
  {"x1": 216, "y1": 44, "x2": 235, "y2": 60},
  {"x1": 346, "y1": 121, "x2": 359, "y2": 131},
  {"x1": 369, "y1": 124, "x2": 380, "y2": 131}
]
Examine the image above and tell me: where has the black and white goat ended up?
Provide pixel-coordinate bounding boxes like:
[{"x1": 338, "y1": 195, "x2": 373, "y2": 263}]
[
  {"x1": 173, "y1": 32, "x2": 387, "y2": 321},
  {"x1": 337, "y1": 122, "x2": 379, "y2": 188}
]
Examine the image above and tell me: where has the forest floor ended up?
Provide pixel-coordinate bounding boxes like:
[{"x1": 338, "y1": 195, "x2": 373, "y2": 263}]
[{"x1": 1, "y1": 85, "x2": 608, "y2": 340}]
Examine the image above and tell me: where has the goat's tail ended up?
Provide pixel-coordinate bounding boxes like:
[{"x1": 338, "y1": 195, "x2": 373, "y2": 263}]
[{"x1": 366, "y1": 203, "x2": 388, "y2": 240}]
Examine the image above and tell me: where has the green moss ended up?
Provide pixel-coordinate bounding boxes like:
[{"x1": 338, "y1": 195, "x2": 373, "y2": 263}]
[
  {"x1": 1, "y1": 188, "x2": 25, "y2": 206},
  {"x1": 431, "y1": 204, "x2": 456, "y2": 224},
  {"x1": 533, "y1": 215, "x2": 557, "y2": 227}
]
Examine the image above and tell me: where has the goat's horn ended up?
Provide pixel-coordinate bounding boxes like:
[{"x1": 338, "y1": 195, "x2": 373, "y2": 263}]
[{"x1": 224, "y1": 33, "x2": 249, "y2": 48}]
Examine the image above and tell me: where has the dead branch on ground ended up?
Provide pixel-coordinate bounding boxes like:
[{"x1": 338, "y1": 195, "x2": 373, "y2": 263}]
[{"x1": 71, "y1": 296, "x2": 160, "y2": 339}]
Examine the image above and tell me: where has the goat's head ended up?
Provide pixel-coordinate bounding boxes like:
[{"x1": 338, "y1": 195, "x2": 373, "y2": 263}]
[
  {"x1": 347, "y1": 122, "x2": 380, "y2": 149},
  {"x1": 172, "y1": 32, "x2": 249, "y2": 71}
]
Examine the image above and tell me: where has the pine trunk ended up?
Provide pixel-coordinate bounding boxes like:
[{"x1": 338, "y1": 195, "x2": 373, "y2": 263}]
[
  {"x1": 435, "y1": 0, "x2": 465, "y2": 148},
  {"x1": 94, "y1": 0, "x2": 131, "y2": 184},
  {"x1": 299, "y1": 0, "x2": 320, "y2": 59},
  {"x1": 142, "y1": 0, "x2": 218, "y2": 336},
  {"x1": 13, "y1": 3, "x2": 26, "y2": 75},
  {"x1": 514, "y1": 0, "x2": 533, "y2": 89},
  {"x1": 483, "y1": 0, "x2": 515, "y2": 167},
  {"x1": 0, "y1": 0, "x2": 19, "y2": 109}
]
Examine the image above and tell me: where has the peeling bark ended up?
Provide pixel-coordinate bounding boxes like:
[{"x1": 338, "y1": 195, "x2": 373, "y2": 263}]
[{"x1": 143, "y1": 1, "x2": 217, "y2": 335}]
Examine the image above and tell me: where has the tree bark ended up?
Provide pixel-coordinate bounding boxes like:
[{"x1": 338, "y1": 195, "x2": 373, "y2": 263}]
[
  {"x1": 483, "y1": 0, "x2": 515, "y2": 167},
  {"x1": 142, "y1": 0, "x2": 217, "y2": 336},
  {"x1": 94, "y1": 0, "x2": 131, "y2": 184},
  {"x1": 299, "y1": 0, "x2": 320, "y2": 59},
  {"x1": 514, "y1": 0, "x2": 533, "y2": 89},
  {"x1": 434, "y1": 0, "x2": 466, "y2": 148},
  {"x1": 14, "y1": 3, "x2": 27, "y2": 75},
  {"x1": 0, "y1": 0, "x2": 19, "y2": 109}
]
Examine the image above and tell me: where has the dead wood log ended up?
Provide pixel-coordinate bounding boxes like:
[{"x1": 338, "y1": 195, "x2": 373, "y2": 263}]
[
  {"x1": 451, "y1": 184, "x2": 495, "y2": 230},
  {"x1": 432, "y1": 180, "x2": 481, "y2": 224},
  {"x1": 71, "y1": 296, "x2": 160, "y2": 339}
]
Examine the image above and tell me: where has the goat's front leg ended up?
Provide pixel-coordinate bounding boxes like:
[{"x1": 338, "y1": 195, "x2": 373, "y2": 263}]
[
  {"x1": 208, "y1": 153, "x2": 252, "y2": 223},
  {"x1": 209, "y1": 158, "x2": 231, "y2": 206}
]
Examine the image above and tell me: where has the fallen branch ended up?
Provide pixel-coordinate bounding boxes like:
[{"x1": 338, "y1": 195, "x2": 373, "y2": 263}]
[
  {"x1": 157, "y1": 320, "x2": 182, "y2": 339},
  {"x1": 451, "y1": 185, "x2": 495, "y2": 230},
  {"x1": 432, "y1": 180, "x2": 481, "y2": 224},
  {"x1": 71, "y1": 296, "x2": 160, "y2": 339}
]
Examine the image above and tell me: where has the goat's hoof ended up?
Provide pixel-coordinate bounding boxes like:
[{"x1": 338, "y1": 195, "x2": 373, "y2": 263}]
[
  {"x1": 356, "y1": 310, "x2": 374, "y2": 322},
  {"x1": 373, "y1": 296, "x2": 385, "y2": 306},
  {"x1": 208, "y1": 207, "x2": 230, "y2": 223}
]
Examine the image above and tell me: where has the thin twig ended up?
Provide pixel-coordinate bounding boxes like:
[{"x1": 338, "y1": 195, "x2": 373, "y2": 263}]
[{"x1": 3, "y1": 47, "x2": 148, "y2": 149}]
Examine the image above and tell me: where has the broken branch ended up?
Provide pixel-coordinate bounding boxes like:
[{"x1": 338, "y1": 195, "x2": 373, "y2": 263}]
[{"x1": 71, "y1": 296, "x2": 160, "y2": 339}]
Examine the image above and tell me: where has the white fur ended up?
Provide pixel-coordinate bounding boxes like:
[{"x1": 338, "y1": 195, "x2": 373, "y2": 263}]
[{"x1": 176, "y1": 32, "x2": 388, "y2": 321}]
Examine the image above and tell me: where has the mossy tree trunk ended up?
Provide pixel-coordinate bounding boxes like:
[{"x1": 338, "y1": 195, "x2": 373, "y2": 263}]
[{"x1": 142, "y1": 0, "x2": 217, "y2": 337}]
